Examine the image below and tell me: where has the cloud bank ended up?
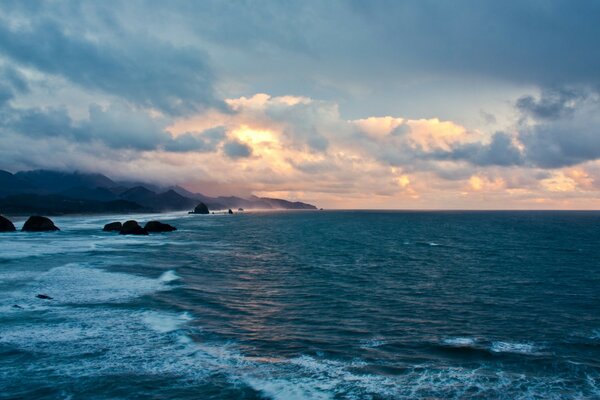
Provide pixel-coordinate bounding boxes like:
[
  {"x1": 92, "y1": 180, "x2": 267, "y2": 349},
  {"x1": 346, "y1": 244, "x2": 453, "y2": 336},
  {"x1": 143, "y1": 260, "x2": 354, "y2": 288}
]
[{"x1": 1, "y1": 1, "x2": 600, "y2": 208}]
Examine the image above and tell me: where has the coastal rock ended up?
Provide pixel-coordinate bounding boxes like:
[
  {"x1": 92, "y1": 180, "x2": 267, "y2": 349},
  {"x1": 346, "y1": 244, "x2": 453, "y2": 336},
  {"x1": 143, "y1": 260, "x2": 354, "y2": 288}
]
[
  {"x1": 119, "y1": 220, "x2": 148, "y2": 235},
  {"x1": 36, "y1": 294, "x2": 53, "y2": 300},
  {"x1": 103, "y1": 221, "x2": 122, "y2": 232},
  {"x1": 22, "y1": 216, "x2": 60, "y2": 232},
  {"x1": 228, "y1": 209, "x2": 233, "y2": 214},
  {"x1": 190, "y1": 202, "x2": 209, "y2": 214},
  {"x1": 0, "y1": 215, "x2": 16, "y2": 232},
  {"x1": 238, "y1": 208, "x2": 244, "y2": 212},
  {"x1": 144, "y1": 221, "x2": 177, "y2": 232}
]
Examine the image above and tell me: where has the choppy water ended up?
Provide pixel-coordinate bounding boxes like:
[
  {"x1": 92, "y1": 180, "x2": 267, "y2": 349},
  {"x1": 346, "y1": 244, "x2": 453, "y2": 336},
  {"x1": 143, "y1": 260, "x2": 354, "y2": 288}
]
[{"x1": 1, "y1": 210, "x2": 600, "y2": 399}]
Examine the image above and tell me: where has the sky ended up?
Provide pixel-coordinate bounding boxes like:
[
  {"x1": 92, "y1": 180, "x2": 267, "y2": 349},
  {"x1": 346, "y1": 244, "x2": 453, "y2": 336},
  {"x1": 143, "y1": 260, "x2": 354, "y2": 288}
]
[{"x1": 1, "y1": 0, "x2": 600, "y2": 209}]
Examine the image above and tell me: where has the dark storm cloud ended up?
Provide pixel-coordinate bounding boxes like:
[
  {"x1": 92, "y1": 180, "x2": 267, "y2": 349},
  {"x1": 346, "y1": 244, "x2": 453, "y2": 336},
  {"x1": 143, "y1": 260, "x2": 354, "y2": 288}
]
[
  {"x1": 520, "y1": 112, "x2": 600, "y2": 168},
  {"x1": 4, "y1": 102, "x2": 226, "y2": 153},
  {"x1": 436, "y1": 133, "x2": 524, "y2": 167},
  {"x1": 343, "y1": 0, "x2": 600, "y2": 89},
  {"x1": 223, "y1": 140, "x2": 252, "y2": 159},
  {"x1": 0, "y1": 9, "x2": 217, "y2": 115},
  {"x1": 516, "y1": 89, "x2": 586, "y2": 121},
  {"x1": 164, "y1": 127, "x2": 226, "y2": 153},
  {"x1": 0, "y1": 65, "x2": 28, "y2": 105}
]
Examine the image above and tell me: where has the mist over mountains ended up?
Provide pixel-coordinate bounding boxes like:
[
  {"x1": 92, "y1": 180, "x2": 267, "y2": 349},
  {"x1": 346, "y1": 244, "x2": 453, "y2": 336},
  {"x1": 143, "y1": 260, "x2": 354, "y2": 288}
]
[{"x1": 0, "y1": 170, "x2": 316, "y2": 215}]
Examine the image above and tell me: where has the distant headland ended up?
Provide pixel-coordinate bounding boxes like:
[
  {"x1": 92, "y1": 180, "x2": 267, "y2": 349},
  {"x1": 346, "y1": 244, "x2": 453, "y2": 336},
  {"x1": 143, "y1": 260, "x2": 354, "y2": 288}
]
[{"x1": 0, "y1": 169, "x2": 317, "y2": 215}]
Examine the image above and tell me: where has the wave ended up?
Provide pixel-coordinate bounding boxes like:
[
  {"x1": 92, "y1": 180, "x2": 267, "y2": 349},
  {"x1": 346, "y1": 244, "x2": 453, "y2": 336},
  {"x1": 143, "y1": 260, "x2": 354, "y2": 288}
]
[
  {"x1": 2, "y1": 263, "x2": 178, "y2": 310},
  {"x1": 442, "y1": 337, "x2": 478, "y2": 347},
  {"x1": 439, "y1": 337, "x2": 544, "y2": 357},
  {"x1": 490, "y1": 341, "x2": 539, "y2": 355}
]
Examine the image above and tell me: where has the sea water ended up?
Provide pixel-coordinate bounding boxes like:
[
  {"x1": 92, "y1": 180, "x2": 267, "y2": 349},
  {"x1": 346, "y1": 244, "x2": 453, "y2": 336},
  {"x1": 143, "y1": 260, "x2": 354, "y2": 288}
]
[{"x1": 1, "y1": 210, "x2": 599, "y2": 399}]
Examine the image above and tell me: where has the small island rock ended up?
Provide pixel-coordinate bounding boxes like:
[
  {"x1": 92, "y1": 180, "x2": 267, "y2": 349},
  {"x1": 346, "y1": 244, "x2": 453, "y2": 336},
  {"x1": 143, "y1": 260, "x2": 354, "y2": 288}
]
[
  {"x1": 0, "y1": 215, "x2": 16, "y2": 232},
  {"x1": 144, "y1": 221, "x2": 177, "y2": 233},
  {"x1": 22, "y1": 216, "x2": 60, "y2": 232},
  {"x1": 190, "y1": 202, "x2": 209, "y2": 214},
  {"x1": 228, "y1": 209, "x2": 234, "y2": 214},
  {"x1": 103, "y1": 221, "x2": 122, "y2": 232},
  {"x1": 119, "y1": 220, "x2": 148, "y2": 235}
]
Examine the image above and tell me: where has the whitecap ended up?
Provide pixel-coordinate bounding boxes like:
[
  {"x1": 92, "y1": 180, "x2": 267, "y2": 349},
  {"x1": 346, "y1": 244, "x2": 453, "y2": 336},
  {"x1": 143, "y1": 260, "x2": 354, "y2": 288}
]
[
  {"x1": 244, "y1": 377, "x2": 334, "y2": 400},
  {"x1": 158, "y1": 270, "x2": 181, "y2": 283},
  {"x1": 2, "y1": 263, "x2": 176, "y2": 309},
  {"x1": 360, "y1": 338, "x2": 387, "y2": 349},
  {"x1": 442, "y1": 337, "x2": 477, "y2": 347},
  {"x1": 490, "y1": 341, "x2": 538, "y2": 354},
  {"x1": 142, "y1": 311, "x2": 192, "y2": 333}
]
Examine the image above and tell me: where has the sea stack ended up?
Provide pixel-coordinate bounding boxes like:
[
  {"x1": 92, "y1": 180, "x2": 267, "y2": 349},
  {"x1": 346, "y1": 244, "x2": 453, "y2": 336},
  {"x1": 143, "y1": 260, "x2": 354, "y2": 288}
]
[
  {"x1": 144, "y1": 221, "x2": 177, "y2": 232},
  {"x1": 22, "y1": 216, "x2": 60, "y2": 232},
  {"x1": 119, "y1": 220, "x2": 148, "y2": 235},
  {"x1": 103, "y1": 222, "x2": 122, "y2": 232},
  {"x1": 228, "y1": 209, "x2": 233, "y2": 214},
  {"x1": 190, "y1": 202, "x2": 209, "y2": 214},
  {"x1": 0, "y1": 215, "x2": 16, "y2": 232}
]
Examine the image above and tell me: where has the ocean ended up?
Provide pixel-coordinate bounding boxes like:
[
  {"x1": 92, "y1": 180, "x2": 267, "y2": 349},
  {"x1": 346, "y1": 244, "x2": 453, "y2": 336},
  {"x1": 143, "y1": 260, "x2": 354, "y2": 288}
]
[{"x1": 1, "y1": 210, "x2": 599, "y2": 399}]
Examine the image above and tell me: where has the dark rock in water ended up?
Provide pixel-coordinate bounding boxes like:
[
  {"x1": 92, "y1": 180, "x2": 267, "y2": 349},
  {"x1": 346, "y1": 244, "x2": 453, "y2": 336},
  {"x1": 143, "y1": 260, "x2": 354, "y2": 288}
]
[
  {"x1": 190, "y1": 202, "x2": 210, "y2": 214},
  {"x1": 119, "y1": 220, "x2": 148, "y2": 235},
  {"x1": 36, "y1": 294, "x2": 53, "y2": 300},
  {"x1": 22, "y1": 216, "x2": 59, "y2": 232},
  {"x1": 228, "y1": 209, "x2": 234, "y2": 214},
  {"x1": 103, "y1": 221, "x2": 122, "y2": 232},
  {"x1": 144, "y1": 220, "x2": 177, "y2": 233},
  {"x1": 0, "y1": 215, "x2": 16, "y2": 232},
  {"x1": 238, "y1": 208, "x2": 244, "y2": 212},
  {"x1": 12, "y1": 304, "x2": 23, "y2": 309}
]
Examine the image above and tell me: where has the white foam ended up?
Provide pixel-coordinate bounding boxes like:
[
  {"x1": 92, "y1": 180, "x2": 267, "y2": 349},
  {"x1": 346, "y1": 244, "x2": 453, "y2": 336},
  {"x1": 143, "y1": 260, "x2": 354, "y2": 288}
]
[
  {"x1": 2, "y1": 263, "x2": 176, "y2": 309},
  {"x1": 360, "y1": 338, "x2": 387, "y2": 349},
  {"x1": 142, "y1": 311, "x2": 191, "y2": 333},
  {"x1": 158, "y1": 270, "x2": 181, "y2": 283},
  {"x1": 442, "y1": 337, "x2": 477, "y2": 346},
  {"x1": 244, "y1": 377, "x2": 333, "y2": 400},
  {"x1": 490, "y1": 341, "x2": 538, "y2": 354}
]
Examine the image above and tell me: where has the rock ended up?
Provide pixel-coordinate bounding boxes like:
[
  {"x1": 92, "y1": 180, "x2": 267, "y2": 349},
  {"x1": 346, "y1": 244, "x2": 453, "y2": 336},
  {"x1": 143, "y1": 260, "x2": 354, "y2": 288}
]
[
  {"x1": 36, "y1": 294, "x2": 53, "y2": 300},
  {"x1": 22, "y1": 216, "x2": 60, "y2": 232},
  {"x1": 12, "y1": 304, "x2": 23, "y2": 309},
  {"x1": 144, "y1": 220, "x2": 177, "y2": 233},
  {"x1": 119, "y1": 220, "x2": 148, "y2": 235},
  {"x1": 228, "y1": 209, "x2": 234, "y2": 214},
  {"x1": 190, "y1": 202, "x2": 209, "y2": 214},
  {"x1": 103, "y1": 221, "x2": 122, "y2": 232},
  {"x1": 0, "y1": 215, "x2": 16, "y2": 232},
  {"x1": 238, "y1": 208, "x2": 244, "y2": 212}
]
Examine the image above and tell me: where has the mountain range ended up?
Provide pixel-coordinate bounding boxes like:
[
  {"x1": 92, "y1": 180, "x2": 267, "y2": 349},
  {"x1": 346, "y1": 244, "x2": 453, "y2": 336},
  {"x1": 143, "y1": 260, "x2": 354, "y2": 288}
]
[{"x1": 0, "y1": 170, "x2": 316, "y2": 215}]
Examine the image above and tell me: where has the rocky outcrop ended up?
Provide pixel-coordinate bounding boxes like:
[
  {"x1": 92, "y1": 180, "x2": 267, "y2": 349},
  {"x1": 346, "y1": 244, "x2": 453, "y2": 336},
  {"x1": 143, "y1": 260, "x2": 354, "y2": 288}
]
[
  {"x1": 36, "y1": 294, "x2": 53, "y2": 300},
  {"x1": 228, "y1": 209, "x2": 233, "y2": 214},
  {"x1": 190, "y1": 202, "x2": 209, "y2": 214},
  {"x1": 22, "y1": 216, "x2": 59, "y2": 232},
  {"x1": 144, "y1": 221, "x2": 177, "y2": 233},
  {"x1": 0, "y1": 215, "x2": 16, "y2": 232},
  {"x1": 119, "y1": 220, "x2": 148, "y2": 235},
  {"x1": 103, "y1": 221, "x2": 122, "y2": 232}
]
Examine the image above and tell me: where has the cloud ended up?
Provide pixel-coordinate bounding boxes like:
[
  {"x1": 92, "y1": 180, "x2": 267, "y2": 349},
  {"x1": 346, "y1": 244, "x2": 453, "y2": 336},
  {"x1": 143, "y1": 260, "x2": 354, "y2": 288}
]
[
  {"x1": 435, "y1": 132, "x2": 524, "y2": 167},
  {"x1": 223, "y1": 139, "x2": 253, "y2": 159},
  {"x1": 164, "y1": 127, "x2": 226, "y2": 153},
  {"x1": 0, "y1": 8, "x2": 217, "y2": 115},
  {"x1": 516, "y1": 88, "x2": 585, "y2": 121}
]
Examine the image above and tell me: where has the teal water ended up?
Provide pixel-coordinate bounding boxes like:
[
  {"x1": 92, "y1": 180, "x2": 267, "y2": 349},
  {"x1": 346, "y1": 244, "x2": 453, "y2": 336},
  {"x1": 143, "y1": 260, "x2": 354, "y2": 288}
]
[{"x1": 1, "y1": 211, "x2": 600, "y2": 399}]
